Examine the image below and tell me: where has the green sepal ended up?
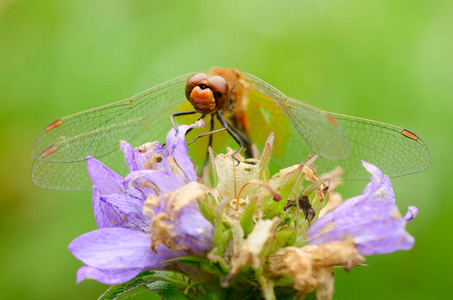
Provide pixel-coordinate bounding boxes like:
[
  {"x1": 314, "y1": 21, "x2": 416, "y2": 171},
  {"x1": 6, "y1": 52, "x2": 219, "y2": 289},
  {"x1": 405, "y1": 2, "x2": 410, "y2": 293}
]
[
  {"x1": 208, "y1": 147, "x2": 218, "y2": 187},
  {"x1": 255, "y1": 267, "x2": 276, "y2": 300},
  {"x1": 271, "y1": 228, "x2": 297, "y2": 251},
  {"x1": 272, "y1": 275, "x2": 296, "y2": 288},
  {"x1": 239, "y1": 197, "x2": 257, "y2": 237},
  {"x1": 311, "y1": 190, "x2": 329, "y2": 223},
  {"x1": 265, "y1": 164, "x2": 306, "y2": 218},
  {"x1": 197, "y1": 194, "x2": 216, "y2": 226},
  {"x1": 278, "y1": 164, "x2": 305, "y2": 200},
  {"x1": 258, "y1": 136, "x2": 273, "y2": 175},
  {"x1": 302, "y1": 178, "x2": 326, "y2": 197},
  {"x1": 214, "y1": 198, "x2": 229, "y2": 254}
]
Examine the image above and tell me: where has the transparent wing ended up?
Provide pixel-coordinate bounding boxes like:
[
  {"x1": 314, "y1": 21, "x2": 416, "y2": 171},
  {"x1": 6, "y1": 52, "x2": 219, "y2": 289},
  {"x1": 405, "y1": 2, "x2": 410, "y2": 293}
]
[
  {"x1": 242, "y1": 73, "x2": 430, "y2": 179},
  {"x1": 243, "y1": 73, "x2": 350, "y2": 161},
  {"x1": 317, "y1": 111, "x2": 431, "y2": 178},
  {"x1": 31, "y1": 73, "x2": 194, "y2": 191},
  {"x1": 31, "y1": 148, "x2": 129, "y2": 192}
]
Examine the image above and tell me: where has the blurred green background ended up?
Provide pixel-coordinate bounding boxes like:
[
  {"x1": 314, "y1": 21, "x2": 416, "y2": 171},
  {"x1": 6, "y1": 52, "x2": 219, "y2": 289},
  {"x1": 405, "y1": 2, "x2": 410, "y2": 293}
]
[{"x1": 1, "y1": 0, "x2": 451, "y2": 299}]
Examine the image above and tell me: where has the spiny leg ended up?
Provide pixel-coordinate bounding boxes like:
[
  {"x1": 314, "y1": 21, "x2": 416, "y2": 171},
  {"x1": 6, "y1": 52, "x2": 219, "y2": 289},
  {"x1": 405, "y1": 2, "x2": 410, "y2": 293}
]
[
  {"x1": 223, "y1": 119, "x2": 250, "y2": 146},
  {"x1": 171, "y1": 110, "x2": 198, "y2": 134},
  {"x1": 188, "y1": 112, "x2": 228, "y2": 145},
  {"x1": 217, "y1": 113, "x2": 244, "y2": 165},
  {"x1": 188, "y1": 112, "x2": 243, "y2": 165},
  {"x1": 164, "y1": 111, "x2": 202, "y2": 148},
  {"x1": 207, "y1": 115, "x2": 215, "y2": 153},
  {"x1": 202, "y1": 115, "x2": 216, "y2": 167},
  {"x1": 184, "y1": 114, "x2": 207, "y2": 138},
  {"x1": 223, "y1": 119, "x2": 252, "y2": 158}
]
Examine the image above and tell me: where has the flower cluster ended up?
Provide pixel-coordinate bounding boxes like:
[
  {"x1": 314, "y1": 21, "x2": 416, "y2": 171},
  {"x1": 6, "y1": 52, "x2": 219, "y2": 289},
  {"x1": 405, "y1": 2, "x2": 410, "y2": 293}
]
[
  {"x1": 69, "y1": 121, "x2": 214, "y2": 284},
  {"x1": 69, "y1": 122, "x2": 418, "y2": 299}
]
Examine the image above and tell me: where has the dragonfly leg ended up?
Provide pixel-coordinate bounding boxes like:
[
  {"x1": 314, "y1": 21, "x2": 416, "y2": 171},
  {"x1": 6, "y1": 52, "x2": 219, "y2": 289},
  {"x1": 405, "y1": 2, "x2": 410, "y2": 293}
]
[
  {"x1": 207, "y1": 115, "x2": 215, "y2": 152},
  {"x1": 184, "y1": 114, "x2": 207, "y2": 137},
  {"x1": 223, "y1": 119, "x2": 252, "y2": 158},
  {"x1": 171, "y1": 110, "x2": 198, "y2": 134},
  {"x1": 217, "y1": 113, "x2": 244, "y2": 165},
  {"x1": 225, "y1": 130, "x2": 243, "y2": 166},
  {"x1": 201, "y1": 116, "x2": 216, "y2": 168},
  {"x1": 189, "y1": 112, "x2": 243, "y2": 165},
  {"x1": 188, "y1": 112, "x2": 228, "y2": 145}
]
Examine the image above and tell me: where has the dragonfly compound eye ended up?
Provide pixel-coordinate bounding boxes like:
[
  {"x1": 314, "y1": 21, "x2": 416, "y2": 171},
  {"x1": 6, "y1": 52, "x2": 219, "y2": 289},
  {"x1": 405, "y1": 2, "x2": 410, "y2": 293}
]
[
  {"x1": 207, "y1": 75, "x2": 230, "y2": 110},
  {"x1": 185, "y1": 73, "x2": 230, "y2": 114},
  {"x1": 185, "y1": 73, "x2": 208, "y2": 100}
]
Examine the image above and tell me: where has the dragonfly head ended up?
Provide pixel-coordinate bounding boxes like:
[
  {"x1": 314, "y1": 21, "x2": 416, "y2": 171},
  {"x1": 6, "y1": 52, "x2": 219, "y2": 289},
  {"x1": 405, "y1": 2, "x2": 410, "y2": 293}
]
[{"x1": 185, "y1": 72, "x2": 230, "y2": 114}]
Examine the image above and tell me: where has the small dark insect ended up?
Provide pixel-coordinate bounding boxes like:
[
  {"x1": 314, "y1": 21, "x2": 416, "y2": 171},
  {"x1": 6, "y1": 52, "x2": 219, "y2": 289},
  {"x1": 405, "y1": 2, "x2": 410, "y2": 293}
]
[{"x1": 285, "y1": 194, "x2": 316, "y2": 223}]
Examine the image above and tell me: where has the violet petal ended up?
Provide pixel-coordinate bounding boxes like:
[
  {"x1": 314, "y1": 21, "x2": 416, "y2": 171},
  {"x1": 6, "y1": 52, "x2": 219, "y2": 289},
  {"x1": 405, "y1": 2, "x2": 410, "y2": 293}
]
[
  {"x1": 119, "y1": 140, "x2": 139, "y2": 172},
  {"x1": 87, "y1": 156, "x2": 144, "y2": 199},
  {"x1": 125, "y1": 170, "x2": 187, "y2": 196},
  {"x1": 92, "y1": 188, "x2": 126, "y2": 229},
  {"x1": 307, "y1": 161, "x2": 416, "y2": 256},
  {"x1": 87, "y1": 156, "x2": 127, "y2": 195},
  {"x1": 172, "y1": 204, "x2": 215, "y2": 254},
  {"x1": 76, "y1": 265, "x2": 142, "y2": 285},
  {"x1": 403, "y1": 206, "x2": 419, "y2": 223},
  {"x1": 95, "y1": 192, "x2": 150, "y2": 230},
  {"x1": 69, "y1": 228, "x2": 184, "y2": 270},
  {"x1": 165, "y1": 125, "x2": 198, "y2": 182},
  {"x1": 120, "y1": 140, "x2": 168, "y2": 172}
]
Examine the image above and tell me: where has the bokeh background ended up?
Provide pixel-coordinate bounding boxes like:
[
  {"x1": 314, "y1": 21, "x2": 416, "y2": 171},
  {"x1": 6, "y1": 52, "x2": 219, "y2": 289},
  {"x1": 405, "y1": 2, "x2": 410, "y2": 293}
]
[{"x1": 1, "y1": 0, "x2": 452, "y2": 299}]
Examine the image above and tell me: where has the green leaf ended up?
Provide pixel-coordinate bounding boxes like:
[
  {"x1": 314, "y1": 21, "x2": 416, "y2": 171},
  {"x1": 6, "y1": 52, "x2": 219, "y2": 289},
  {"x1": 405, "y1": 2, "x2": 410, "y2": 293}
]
[
  {"x1": 273, "y1": 287, "x2": 300, "y2": 300},
  {"x1": 146, "y1": 281, "x2": 188, "y2": 300},
  {"x1": 303, "y1": 291, "x2": 317, "y2": 300},
  {"x1": 142, "y1": 270, "x2": 189, "y2": 289},
  {"x1": 197, "y1": 292, "x2": 224, "y2": 300},
  {"x1": 198, "y1": 261, "x2": 227, "y2": 276},
  {"x1": 97, "y1": 271, "x2": 192, "y2": 300},
  {"x1": 98, "y1": 271, "x2": 154, "y2": 300}
]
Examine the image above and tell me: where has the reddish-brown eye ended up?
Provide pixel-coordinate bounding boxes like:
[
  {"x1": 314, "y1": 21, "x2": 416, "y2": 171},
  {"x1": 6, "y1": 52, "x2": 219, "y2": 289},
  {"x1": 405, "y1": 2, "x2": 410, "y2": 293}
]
[
  {"x1": 207, "y1": 75, "x2": 230, "y2": 109},
  {"x1": 185, "y1": 73, "x2": 230, "y2": 114},
  {"x1": 185, "y1": 73, "x2": 208, "y2": 101},
  {"x1": 207, "y1": 76, "x2": 229, "y2": 93}
]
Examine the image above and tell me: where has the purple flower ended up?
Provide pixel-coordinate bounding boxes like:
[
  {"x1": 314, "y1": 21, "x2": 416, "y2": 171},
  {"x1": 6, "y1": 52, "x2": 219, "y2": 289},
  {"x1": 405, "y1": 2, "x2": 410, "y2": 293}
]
[
  {"x1": 306, "y1": 161, "x2": 417, "y2": 256},
  {"x1": 69, "y1": 122, "x2": 214, "y2": 284}
]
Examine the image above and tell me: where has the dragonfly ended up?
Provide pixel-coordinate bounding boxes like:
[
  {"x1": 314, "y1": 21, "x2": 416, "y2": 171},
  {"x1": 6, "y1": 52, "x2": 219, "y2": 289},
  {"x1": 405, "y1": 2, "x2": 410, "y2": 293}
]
[{"x1": 31, "y1": 68, "x2": 430, "y2": 191}]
